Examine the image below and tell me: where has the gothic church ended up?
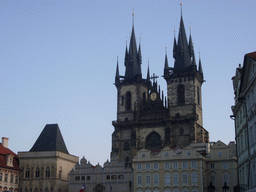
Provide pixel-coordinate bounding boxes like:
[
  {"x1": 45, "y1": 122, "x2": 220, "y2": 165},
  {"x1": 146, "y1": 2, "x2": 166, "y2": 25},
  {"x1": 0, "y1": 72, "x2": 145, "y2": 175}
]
[{"x1": 112, "y1": 13, "x2": 209, "y2": 167}]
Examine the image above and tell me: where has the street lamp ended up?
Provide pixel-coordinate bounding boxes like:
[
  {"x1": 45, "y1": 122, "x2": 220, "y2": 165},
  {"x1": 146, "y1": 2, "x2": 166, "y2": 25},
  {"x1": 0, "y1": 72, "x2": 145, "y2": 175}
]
[
  {"x1": 222, "y1": 182, "x2": 230, "y2": 192},
  {"x1": 207, "y1": 182, "x2": 215, "y2": 192}
]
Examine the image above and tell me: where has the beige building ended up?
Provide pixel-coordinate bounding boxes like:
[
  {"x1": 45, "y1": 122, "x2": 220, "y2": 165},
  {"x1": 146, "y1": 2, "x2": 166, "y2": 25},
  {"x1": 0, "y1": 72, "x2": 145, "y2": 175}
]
[
  {"x1": 133, "y1": 141, "x2": 237, "y2": 192},
  {"x1": 18, "y1": 124, "x2": 79, "y2": 192},
  {"x1": 0, "y1": 137, "x2": 21, "y2": 192},
  {"x1": 68, "y1": 155, "x2": 133, "y2": 192}
]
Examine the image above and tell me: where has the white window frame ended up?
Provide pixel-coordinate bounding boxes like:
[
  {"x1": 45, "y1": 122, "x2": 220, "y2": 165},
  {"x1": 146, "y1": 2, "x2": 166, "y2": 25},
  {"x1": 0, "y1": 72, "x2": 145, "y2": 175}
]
[
  {"x1": 191, "y1": 173, "x2": 198, "y2": 183},
  {"x1": 173, "y1": 162, "x2": 178, "y2": 169},
  {"x1": 137, "y1": 163, "x2": 142, "y2": 170},
  {"x1": 164, "y1": 162, "x2": 170, "y2": 169},
  {"x1": 165, "y1": 173, "x2": 170, "y2": 184},
  {"x1": 182, "y1": 173, "x2": 188, "y2": 183},
  {"x1": 191, "y1": 161, "x2": 197, "y2": 168},
  {"x1": 137, "y1": 175, "x2": 142, "y2": 184},
  {"x1": 145, "y1": 175, "x2": 151, "y2": 184},
  {"x1": 173, "y1": 173, "x2": 179, "y2": 184},
  {"x1": 153, "y1": 174, "x2": 159, "y2": 184},
  {"x1": 182, "y1": 161, "x2": 188, "y2": 168},
  {"x1": 153, "y1": 163, "x2": 159, "y2": 170}
]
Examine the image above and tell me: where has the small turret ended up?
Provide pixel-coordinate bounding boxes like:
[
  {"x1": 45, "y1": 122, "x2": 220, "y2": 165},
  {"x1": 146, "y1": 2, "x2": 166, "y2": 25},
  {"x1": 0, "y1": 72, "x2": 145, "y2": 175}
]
[
  {"x1": 164, "y1": 49, "x2": 170, "y2": 79},
  {"x1": 188, "y1": 34, "x2": 194, "y2": 57},
  {"x1": 115, "y1": 58, "x2": 120, "y2": 85},
  {"x1": 198, "y1": 55, "x2": 204, "y2": 79}
]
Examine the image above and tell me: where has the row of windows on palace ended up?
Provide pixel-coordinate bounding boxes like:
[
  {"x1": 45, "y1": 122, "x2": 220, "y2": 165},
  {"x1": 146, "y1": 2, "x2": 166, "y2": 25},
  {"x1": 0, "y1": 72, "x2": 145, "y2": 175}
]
[
  {"x1": 21, "y1": 167, "x2": 62, "y2": 179},
  {"x1": 139, "y1": 149, "x2": 226, "y2": 159},
  {"x1": 136, "y1": 173, "x2": 230, "y2": 186},
  {"x1": 0, "y1": 172, "x2": 18, "y2": 184},
  {"x1": 74, "y1": 174, "x2": 125, "y2": 182},
  {"x1": 134, "y1": 161, "x2": 230, "y2": 170}
]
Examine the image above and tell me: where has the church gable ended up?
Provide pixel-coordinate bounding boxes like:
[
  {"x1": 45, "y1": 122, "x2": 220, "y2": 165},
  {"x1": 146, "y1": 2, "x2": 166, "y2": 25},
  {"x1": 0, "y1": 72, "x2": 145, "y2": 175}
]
[{"x1": 211, "y1": 140, "x2": 227, "y2": 149}]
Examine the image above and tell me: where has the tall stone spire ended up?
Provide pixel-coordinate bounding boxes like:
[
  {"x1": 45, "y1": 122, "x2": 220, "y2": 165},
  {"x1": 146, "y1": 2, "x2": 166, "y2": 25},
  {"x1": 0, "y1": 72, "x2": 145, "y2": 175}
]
[
  {"x1": 173, "y1": 14, "x2": 191, "y2": 71},
  {"x1": 124, "y1": 12, "x2": 142, "y2": 81}
]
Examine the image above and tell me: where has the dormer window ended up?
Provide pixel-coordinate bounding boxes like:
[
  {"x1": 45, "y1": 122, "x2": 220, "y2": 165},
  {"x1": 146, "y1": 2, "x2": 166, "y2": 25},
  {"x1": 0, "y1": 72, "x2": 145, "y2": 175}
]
[{"x1": 6, "y1": 154, "x2": 13, "y2": 167}]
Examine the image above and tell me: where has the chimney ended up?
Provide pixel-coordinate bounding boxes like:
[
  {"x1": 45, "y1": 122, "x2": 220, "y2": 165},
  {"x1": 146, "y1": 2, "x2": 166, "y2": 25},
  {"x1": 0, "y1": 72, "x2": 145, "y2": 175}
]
[{"x1": 2, "y1": 137, "x2": 9, "y2": 148}]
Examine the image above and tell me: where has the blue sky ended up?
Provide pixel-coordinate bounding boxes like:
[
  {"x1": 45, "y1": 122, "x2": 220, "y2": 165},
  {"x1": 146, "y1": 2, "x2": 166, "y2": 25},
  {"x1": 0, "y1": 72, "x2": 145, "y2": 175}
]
[{"x1": 1, "y1": 0, "x2": 255, "y2": 165}]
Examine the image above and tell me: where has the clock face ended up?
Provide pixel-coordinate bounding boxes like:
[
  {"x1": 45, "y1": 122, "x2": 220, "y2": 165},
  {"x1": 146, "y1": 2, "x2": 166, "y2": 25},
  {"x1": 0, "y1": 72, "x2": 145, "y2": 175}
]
[{"x1": 150, "y1": 92, "x2": 157, "y2": 101}]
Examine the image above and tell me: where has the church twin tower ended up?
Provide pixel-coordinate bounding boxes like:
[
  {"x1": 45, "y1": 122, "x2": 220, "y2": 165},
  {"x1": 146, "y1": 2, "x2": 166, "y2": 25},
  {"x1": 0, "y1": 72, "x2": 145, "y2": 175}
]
[{"x1": 112, "y1": 13, "x2": 209, "y2": 166}]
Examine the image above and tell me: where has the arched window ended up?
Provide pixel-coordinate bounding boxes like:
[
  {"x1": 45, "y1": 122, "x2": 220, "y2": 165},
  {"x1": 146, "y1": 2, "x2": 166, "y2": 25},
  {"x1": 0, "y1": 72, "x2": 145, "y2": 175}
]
[
  {"x1": 93, "y1": 184, "x2": 104, "y2": 192},
  {"x1": 179, "y1": 127, "x2": 184, "y2": 135},
  {"x1": 143, "y1": 92, "x2": 146, "y2": 105},
  {"x1": 34, "y1": 188, "x2": 38, "y2": 192},
  {"x1": 125, "y1": 91, "x2": 131, "y2": 110},
  {"x1": 197, "y1": 86, "x2": 200, "y2": 105},
  {"x1": 177, "y1": 84, "x2": 185, "y2": 103},
  {"x1": 35, "y1": 168, "x2": 40, "y2": 178},
  {"x1": 59, "y1": 167, "x2": 62, "y2": 179},
  {"x1": 125, "y1": 156, "x2": 130, "y2": 163},
  {"x1": 44, "y1": 188, "x2": 49, "y2": 192},
  {"x1": 145, "y1": 131, "x2": 162, "y2": 150},
  {"x1": 25, "y1": 168, "x2": 30, "y2": 178},
  {"x1": 124, "y1": 142, "x2": 130, "y2": 151},
  {"x1": 45, "y1": 167, "x2": 50, "y2": 178}
]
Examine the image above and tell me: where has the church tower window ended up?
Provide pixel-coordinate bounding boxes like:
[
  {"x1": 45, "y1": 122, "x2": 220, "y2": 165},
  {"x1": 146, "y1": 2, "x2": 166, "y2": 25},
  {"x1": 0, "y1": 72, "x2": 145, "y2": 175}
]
[
  {"x1": 25, "y1": 168, "x2": 30, "y2": 178},
  {"x1": 143, "y1": 92, "x2": 146, "y2": 105},
  {"x1": 125, "y1": 91, "x2": 131, "y2": 110},
  {"x1": 124, "y1": 142, "x2": 130, "y2": 151},
  {"x1": 180, "y1": 127, "x2": 184, "y2": 135},
  {"x1": 35, "y1": 167, "x2": 40, "y2": 178},
  {"x1": 45, "y1": 167, "x2": 50, "y2": 178},
  {"x1": 197, "y1": 86, "x2": 200, "y2": 105},
  {"x1": 177, "y1": 84, "x2": 185, "y2": 103}
]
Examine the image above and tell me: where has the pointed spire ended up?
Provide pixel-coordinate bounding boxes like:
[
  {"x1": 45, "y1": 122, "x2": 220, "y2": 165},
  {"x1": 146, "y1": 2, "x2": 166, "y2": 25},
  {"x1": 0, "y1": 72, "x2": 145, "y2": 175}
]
[
  {"x1": 173, "y1": 4, "x2": 192, "y2": 71},
  {"x1": 198, "y1": 52, "x2": 204, "y2": 79},
  {"x1": 188, "y1": 31, "x2": 194, "y2": 57},
  {"x1": 164, "y1": 47, "x2": 170, "y2": 79},
  {"x1": 137, "y1": 39, "x2": 142, "y2": 67},
  {"x1": 115, "y1": 56, "x2": 120, "y2": 84},
  {"x1": 165, "y1": 47, "x2": 169, "y2": 69},
  {"x1": 124, "y1": 41, "x2": 129, "y2": 66},
  {"x1": 173, "y1": 30, "x2": 177, "y2": 59},
  {"x1": 124, "y1": 12, "x2": 142, "y2": 81},
  {"x1": 191, "y1": 51, "x2": 197, "y2": 66},
  {"x1": 147, "y1": 61, "x2": 150, "y2": 81}
]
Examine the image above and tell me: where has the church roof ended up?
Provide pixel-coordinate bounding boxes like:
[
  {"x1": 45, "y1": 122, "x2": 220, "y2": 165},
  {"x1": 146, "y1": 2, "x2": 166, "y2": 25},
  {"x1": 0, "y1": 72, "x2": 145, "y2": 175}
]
[{"x1": 30, "y1": 124, "x2": 69, "y2": 154}]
